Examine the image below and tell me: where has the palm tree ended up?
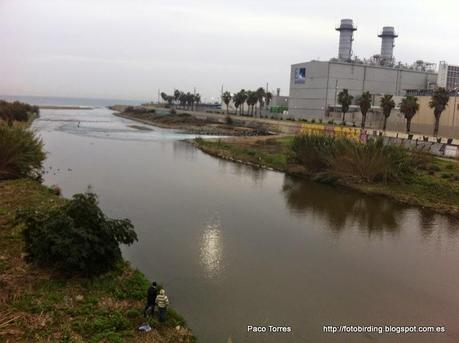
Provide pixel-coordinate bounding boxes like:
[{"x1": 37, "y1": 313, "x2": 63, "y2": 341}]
[
  {"x1": 400, "y1": 96, "x2": 419, "y2": 134},
  {"x1": 380, "y1": 94, "x2": 395, "y2": 131},
  {"x1": 222, "y1": 91, "x2": 232, "y2": 114},
  {"x1": 160, "y1": 92, "x2": 168, "y2": 104},
  {"x1": 173, "y1": 89, "x2": 181, "y2": 107},
  {"x1": 256, "y1": 87, "x2": 266, "y2": 117},
  {"x1": 357, "y1": 91, "x2": 372, "y2": 128},
  {"x1": 160, "y1": 92, "x2": 173, "y2": 106},
  {"x1": 265, "y1": 92, "x2": 273, "y2": 108},
  {"x1": 429, "y1": 87, "x2": 450, "y2": 137},
  {"x1": 246, "y1": 90, "x2": 257, "y2": 116},
  {"x1": 185, "y1": 92, "x2": 193, "y2": 110},
  {"x1": 337, "y1": 89, "x2": 353, "y2": 124},
  {"x1": 195, "y1": 93, "x2": 201, "y2": 111},
  {"x1": 178, "y1": 92, "x2": 186, "y2": 108},
  {"x1": 233, "y1": 92, "x2": 241, "y2": 115}
]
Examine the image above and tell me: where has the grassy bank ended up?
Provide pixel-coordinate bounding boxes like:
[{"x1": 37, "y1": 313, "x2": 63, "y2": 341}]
[
  {"x1": 191, "y1": 136, "x2": 459, "y2": 217},
  {"x1": 0, "y1": 179, "x2": 194, "y2": 343}
]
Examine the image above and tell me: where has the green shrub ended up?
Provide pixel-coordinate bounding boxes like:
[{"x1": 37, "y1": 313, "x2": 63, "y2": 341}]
[
  {"x1": 0, "y1": 126, "x2": 46, "y2": 180},
  {"x1": 17, "y1": 193, "x2": 138, "y2": 276},
  {"x1": 112, "y1": 269, "x2": 149, "y2": 300},
  {"x1": 0, "y1": 100, "x2": 39, "y2": 124},
  {"x1": 410, "y1": 151, "x2": 433, "y2": 170},
  {"x1": 290, "y1": 134, "x2": 415, "y2": 183},
  {"x1": 427, "y1": 163, "x2": 441, "y2": 172},
  {"x1": 290, "y1": 134, "x2": 335, "y2": 172},
  {"x1": 441, "y1": 172, "x2": 452, "y2": 179},
  {"x1": 327, "y1": 138, "x2": 414, "y2": 183}
]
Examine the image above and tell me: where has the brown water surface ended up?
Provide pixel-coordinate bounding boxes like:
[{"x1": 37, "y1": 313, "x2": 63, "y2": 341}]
[{"x1": 35, "y1": 108, "x2": 459, "y2": 342}]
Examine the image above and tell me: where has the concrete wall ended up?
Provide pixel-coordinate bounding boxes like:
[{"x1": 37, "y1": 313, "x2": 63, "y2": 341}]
[
  {"x1": 386, "y1": 96, "x2": 459, "y2": 138},
  {"x1": 324, "y1": 95, "x2": 459, "y2": 139},
  {"x1": 296, "y1": 122, "x2": 459, "y2": 158}
]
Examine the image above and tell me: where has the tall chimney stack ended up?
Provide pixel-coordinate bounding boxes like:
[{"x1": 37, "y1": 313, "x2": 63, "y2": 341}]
[
  {"x1": 378, "y1": 26, "x2": 398, "y2": 60},
  {"x1": 335, "y1": 19, "x2": 357, "y2": 60}
]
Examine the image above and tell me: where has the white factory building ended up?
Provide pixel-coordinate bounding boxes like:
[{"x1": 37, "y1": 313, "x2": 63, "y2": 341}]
[
  {"x1": 437, "y1": 61, "x2": 459, "y2": 90},
  {"x1": 288, "y1": 19, "x2": 438, "y2": 120}
]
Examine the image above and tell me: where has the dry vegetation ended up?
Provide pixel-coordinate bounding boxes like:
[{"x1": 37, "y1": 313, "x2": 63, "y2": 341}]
[{"x1": 113, "y1": 107, "x2": 272, "y2": 136}]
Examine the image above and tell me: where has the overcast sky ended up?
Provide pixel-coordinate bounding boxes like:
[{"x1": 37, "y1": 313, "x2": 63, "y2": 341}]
[{"x1": 1, "y1": 0, "x2": 458, "y2": 102}]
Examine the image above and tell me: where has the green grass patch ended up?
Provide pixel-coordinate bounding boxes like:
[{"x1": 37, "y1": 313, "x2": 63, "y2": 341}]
[{"x1": 112, "y1": 268, "x2": 150, "y2": 300}]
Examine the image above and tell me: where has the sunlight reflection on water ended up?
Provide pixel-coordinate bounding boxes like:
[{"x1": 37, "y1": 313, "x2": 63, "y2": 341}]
[{"x1": 200, "y1": 215, "x2": 223, "y2": 279}]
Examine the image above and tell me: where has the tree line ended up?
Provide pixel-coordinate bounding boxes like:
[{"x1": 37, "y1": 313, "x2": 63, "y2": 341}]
[
  {"x1": 337, "y1": 87, "x2": 450, "y2": 137},
  {"x1": 221, "y1": 88, "x2": 273, "y2": 116},
  {"x1": 160, "y1": 90, "x2": 201, "y2": 111}
]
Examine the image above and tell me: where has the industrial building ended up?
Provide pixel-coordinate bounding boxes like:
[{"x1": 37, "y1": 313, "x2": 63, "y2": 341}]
[
  {"x1": 437, "y1": 61, "x2": 459, "y2": 90},
  {"x1": 288, "y1": 19, "x2": 438, "y2": 120}
]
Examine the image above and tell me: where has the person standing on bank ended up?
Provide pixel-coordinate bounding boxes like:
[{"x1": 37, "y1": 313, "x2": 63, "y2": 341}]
[
  {"x1": 144, "y1": 281, "x2": 158, "y2": 318},
  {"x1": 155, "y1": 288, "x2": 169, "y2": 322}
]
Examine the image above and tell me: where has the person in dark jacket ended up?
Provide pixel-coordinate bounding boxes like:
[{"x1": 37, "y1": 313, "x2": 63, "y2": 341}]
[{"x1": 143, "y1": 281, "x2": 158, "y2": 318}]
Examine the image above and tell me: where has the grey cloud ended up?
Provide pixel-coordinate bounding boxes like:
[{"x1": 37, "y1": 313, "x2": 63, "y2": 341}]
[{"x1": 0, "y1": 0, "x2": 457, "y2": 101}]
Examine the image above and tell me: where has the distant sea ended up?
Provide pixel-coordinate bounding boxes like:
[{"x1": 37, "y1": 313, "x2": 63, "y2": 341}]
[{"x1": 0, "y1": 95, "x2": 148, "y2": 107}]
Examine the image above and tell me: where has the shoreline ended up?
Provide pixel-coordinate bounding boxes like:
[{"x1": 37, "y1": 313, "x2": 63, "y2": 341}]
[
  {"x1": 0, "y1": 178, "x2": 195, "y2": 342},
  {"x1": 1, "y1": 116, "x2": 195, "y2": 342},
  {"x1": 39, "y1": 105, "x2": 94, "y2": 110},
  {"x1": 189, "y1": 136, "x2": 459, "y2": 218},
  {"x1": 111, "y1": 108, "x2": 278, "y2": 136},
  {"x1": 108, "y1": 107, "x2": 459, "y2": 217}
]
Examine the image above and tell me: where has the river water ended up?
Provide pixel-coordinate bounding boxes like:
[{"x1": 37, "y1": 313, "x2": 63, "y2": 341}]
[{"x1": 33, "y1": 108, "x2": 459, "y2": 342}]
